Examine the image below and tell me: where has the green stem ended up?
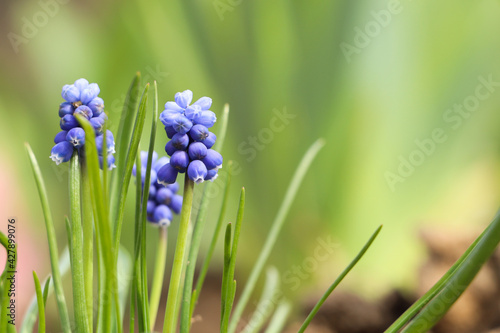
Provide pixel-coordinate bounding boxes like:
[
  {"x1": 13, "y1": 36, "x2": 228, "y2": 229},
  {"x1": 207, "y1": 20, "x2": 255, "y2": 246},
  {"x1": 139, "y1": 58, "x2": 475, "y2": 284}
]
[
  {"x1": 228, "y1": 139, "x2": 325, "y2": 333},
  {"x1": 163, "y1": 177, "x2": 195, "y2": 333},
  {"x1": 149, "y1": 227, "x2": 168, "y2": 330},
  {"x1": 25, "y1": 143, "x2": 71, "y2": 333},
  {"x1": 82, "y1": 165, "x2": 94, "y2": 331},
  {"x1": 69, "y1": 153, "x2": 90, "y2": 333}
]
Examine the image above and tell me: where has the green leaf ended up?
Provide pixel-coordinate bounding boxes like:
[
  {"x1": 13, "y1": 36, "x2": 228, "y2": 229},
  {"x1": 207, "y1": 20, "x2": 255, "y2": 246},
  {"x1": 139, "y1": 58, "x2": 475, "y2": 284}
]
[
  {"x1": 110, "y1": 72, "x2": 142, "y2": 223},
  {"x1": 298, "y1": 225, "x2": 383, "y2": 333},
  {"x1": 112, "y1": 83, "x2": 150, "y2": 257},
  {"x1": 76, "y1": 115, "x2": 116, "y2": 333},
  {"x1": 242, "y1": 267, "x2": 280, "y2": 333},
  {"x1": 33, "y1": 271, "x2": 45, "y2": 333},
  {"x1": 149, "y1": 228, "x2": 168, "y2": 330},
  {"x1": 25, "y1": 143, "x2": 71, "y2": 333},
  {"x1": 228, "y1": 139, "x2": 325, "y2": 333},
  {"x1": 220, "y1": 223, "x2": 232, "y2": 324},
  {"x1": 21, "y1": 248, "x2": 70, "y2": 333},
  {"x1": 221, "y1": 188, "x2": 246, "y2": 333},
  {"x1": 390, "y1": 210, "x2": 500, "y2": 333},
  {"x1": 42, "y1": 277, "x2": 51, "y2": 306}
]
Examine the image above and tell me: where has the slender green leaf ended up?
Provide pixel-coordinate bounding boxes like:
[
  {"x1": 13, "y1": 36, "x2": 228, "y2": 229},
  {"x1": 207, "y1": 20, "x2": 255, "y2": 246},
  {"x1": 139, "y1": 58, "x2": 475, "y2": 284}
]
[
  {"x1": 110, "y1": 73, "x2": 142, "y2": 223},
  {"x1": 25, "y1": 143, "x2": 71, "y2": 333},
  {"x1": 298, "y1": 225, "x2": 383, "y2": 333},
  {"x1": 221, "y1": 223, "x2": 232, "y2": 324},
  {"x1": 242, "y1": 267, "x2": 280, "y2": 333},
  {"x1": 64, "y1": 216, "x2": 72, "y2": 264},
  {"x1": 113, "y1": 84, "x2": 150, "y2": 257},
  {"x1": 81, "y1": 166, "x2": 94, "y2": 332},
  {"x1": 228, "y1": 139, "x2": 325, "y2": 333},
  {"x1": 33, "y1": 271, "x2": 45, "y2": 333},
  {"x1": 21, "y1": 248, "x2": 70, "y2": 333},
  {"x1": 76, "y1": 115, "x2": 116, "y2": 333},
  {"x1": 394, "y1": 210, "x2": 500, "y2": 332},
  {"x1": 264, "y1": 301, "x2": 292, "y2": 333},
  {"x1": 222, "y1": 188, "x2": 246, "y2": 332},
  {"x1": 42, "y1": 277, "x2": 51, "y2": 306},
  {"x1": 192, "y1": 161, "x2": 233, "y2": 315}
]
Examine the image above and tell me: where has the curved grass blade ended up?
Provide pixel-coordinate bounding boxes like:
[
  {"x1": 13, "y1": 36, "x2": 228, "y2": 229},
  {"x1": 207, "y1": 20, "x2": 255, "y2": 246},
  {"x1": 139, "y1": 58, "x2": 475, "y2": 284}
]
[
  {"x1": 21, "y1": 248, "x2": 70, "y2": 333},
  {"x1": 264, "y1": 300, "x2": 292, "y2": 333},
  {"x1": 191, "y1": 161, "x2": 233, "y2": 318},
  {"x1": 221, "y1": 188, "x2": 245, "y2": 332},
  {"x1": 242, "y1": 267, "x2": 280, "y2": 333},
  {"x1": 76, "y1": 115, "x2": 116, "y2": 333},
  {"x1": 42, "y1": 277, "x2": 51, "y2": 305},
  {"x1": 180, "y1": 104, "x2": 231, "y2": 333},
  {"x1": 298, "y1": 225, "x2": 382, "y2": 333},
  {"x1": 25, "y1": 143, "x2": 71, "y2": 333},
  {"x1": 33, "y1": 271, "x2": 45, "y2": 333},
  {"x1": 228, "y1": 139, "x2": 325, "y2": 333},
  {"x1": 110, "y1": 72, "x2": 141, "y2": 222},
  {"x1": 112, "y1": 83, "x2": 150, "y2": 257},
  {"x1": 393, "y1": 210, "x2": 500, "y2": 332}
]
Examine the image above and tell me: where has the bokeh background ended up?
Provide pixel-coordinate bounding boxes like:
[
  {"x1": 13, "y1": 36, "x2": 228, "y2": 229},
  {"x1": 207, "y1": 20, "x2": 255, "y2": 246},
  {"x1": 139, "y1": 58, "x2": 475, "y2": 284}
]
[{"x1": 2, "y1": 0, "x2": 500, "y2": 331}]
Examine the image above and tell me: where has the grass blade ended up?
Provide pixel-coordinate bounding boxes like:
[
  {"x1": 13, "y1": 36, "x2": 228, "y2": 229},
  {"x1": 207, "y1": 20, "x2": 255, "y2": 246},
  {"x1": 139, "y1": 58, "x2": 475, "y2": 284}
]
[
  {"x1": 25, "y1": 143, "x2": 71, "y2": 333},
  {"x1": 149, "y1": 228, "x2": 168, "y2": 330},
  {"x1": 33, "y1": 271, "x2": 45, "y2": 333},
  {"x1": 113, "y1": 83, "x2": 150, "y2": 257},
  {"x1": 394, "y1": 210, "x2": 500, "y2": 332},
  {"x1": 192, "y1": 161, "x2": 233, "y2": 315},
  {"x1": 221, "y1": 188, "x2": 246, "y2": 332},
  {"x1": 242, "y1": 267, "x2": 280, "y2": 333},
  {"x1": 228, "y1": 139, "x2": 325, "y2": 333},
  {"x1": 42, "y1": 277, "x2": 51, "y2": 305},
  {"x1": 110, "y1": 73, "x2": 141, "y2": 223},
  {"x1": 21, "y1": 248, "x2": 70, "y2": 333},
  {"x1": 298, "y1": 225, "x2": 383, "y2": 333},
  {"x1": 221, "y1": 223, "x2": 232, "y2": 325}
]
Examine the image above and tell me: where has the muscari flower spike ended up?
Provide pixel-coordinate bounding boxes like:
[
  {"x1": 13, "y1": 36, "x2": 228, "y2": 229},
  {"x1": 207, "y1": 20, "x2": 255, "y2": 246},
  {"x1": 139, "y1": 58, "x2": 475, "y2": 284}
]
[
  {"x1": 133, "y1": 151, "x2": 183, "y2": 227},
  {"x1": 157, "y1": 90, "x2": 222, "y2": 185},
  {"x1": 50, "y1": 78, "x2": 116, "y2": 169}
]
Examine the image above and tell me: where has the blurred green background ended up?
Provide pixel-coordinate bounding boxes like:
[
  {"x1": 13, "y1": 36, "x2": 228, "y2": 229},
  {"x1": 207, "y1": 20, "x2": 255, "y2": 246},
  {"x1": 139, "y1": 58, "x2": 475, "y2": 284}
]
[{"x1": 2, "y1": 0, "x2": 500, "y2": 328}]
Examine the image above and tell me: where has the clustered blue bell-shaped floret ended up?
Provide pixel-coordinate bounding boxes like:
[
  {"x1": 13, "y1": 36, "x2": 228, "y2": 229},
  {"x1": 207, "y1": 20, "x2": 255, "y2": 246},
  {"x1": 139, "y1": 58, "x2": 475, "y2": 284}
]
[
  {"x1": 133, "y1": 151, "x2": 183, "y2": 227},
  {"x1": 50, "y1": 78, "x2": 116, "y2": 169},
  {"x1": 157, "y1": 90, "x2": 222, "y2": 185}
]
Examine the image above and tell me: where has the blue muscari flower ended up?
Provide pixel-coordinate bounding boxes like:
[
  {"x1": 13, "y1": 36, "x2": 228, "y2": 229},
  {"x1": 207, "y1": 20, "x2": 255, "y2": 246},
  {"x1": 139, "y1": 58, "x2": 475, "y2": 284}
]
[
  {"x1": 50, "y1": 141, "x2": 74, "y2": 165},
  {"x1": 51, "y1": 78, "x2": 115, "y2": 170},
  {"x1": 133, "y1": 150, "x2": 183, "y2": 227},
  {"x1": 158, "y1": 90, "x2": 223, "y2": 184},
  {"x1": 99, "y1": 154, "x2": 116, "y2": 170}
]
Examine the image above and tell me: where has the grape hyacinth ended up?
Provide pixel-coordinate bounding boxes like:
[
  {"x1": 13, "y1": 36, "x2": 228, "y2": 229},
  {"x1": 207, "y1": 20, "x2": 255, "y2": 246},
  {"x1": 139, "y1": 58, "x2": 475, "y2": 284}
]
[
  {"x1": 133, "y1": 151, "x2": 183, "y2": 227},
  {"x1": 50, "y1": 78, "x2": 116, "y2": 169},
  {"x1": 158, "y1": 90, "x2": 222, "y2": 185}
]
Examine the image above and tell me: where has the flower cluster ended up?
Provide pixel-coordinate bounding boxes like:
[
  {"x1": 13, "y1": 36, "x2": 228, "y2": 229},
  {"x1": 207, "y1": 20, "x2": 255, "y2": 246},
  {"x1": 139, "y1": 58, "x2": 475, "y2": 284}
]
[
  {"x1": 133, "y1": 151, "x2": 183, "y2": 227},
  {"x1": 157, "y1": 90, "x2": 222, "y2": 185},
  {"x1": 50, "y1": 78, "x2": 116, "y2": 169}
]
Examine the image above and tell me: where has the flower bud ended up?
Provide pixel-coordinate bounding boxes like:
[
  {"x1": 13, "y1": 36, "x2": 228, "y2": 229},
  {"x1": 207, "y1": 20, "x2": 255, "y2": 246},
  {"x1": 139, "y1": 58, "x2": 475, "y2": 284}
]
[
  {"x1": 60, "y1": 114, "x2": 79, "y2": 131},
  {"x1": 74, "y1": 105, "x2": 93, "y2": 120},
  {"x1": 62, "y1": 84, "x2": 80, "y2": 102},
  {"x1": 153, "y1": 157, "x2": 170, "y2": 172},
  {"x1": 189, "y1": 124, "x2": 210, "y2": 142},
  {"x1": 171, "y1": 133, "x2": 189, "y2": 151},
  {"x1": 194, "y1": 111, "x2": 216, "y2": 128},
  {"x1": 170, "y1": 194, "x2": 183, "y2": 214},
  {"x1": 156, "y1": 187, "x2": 174, "y2": 205},
  {"x1": 205, "y1": 169, "x2": 219, "y2": 182},
  {"x1": 187, "y1": 160, "x2": 207, "y2": 184},
  {"x1": 157, "y1": 163, "x2": 178, "y2": 185},
  {"x1": 153, "y1": 205, "x2": 173, "y2": 227},
  {"x1": 54, "y1": 131, "x2": 68, "y2": 144},
  {"x1": 202, "y1": 132, "x2": 216, "y2": 149},
  {"x1": 172, "y1": 115, "x2": 193, "y2": 135},
  {"x1": 74, "y1": 78, "x2": 89, "y2": 92},
  {"x1": 174, "y1": 90, "x2": 193, "y2": 109},
  {"x1": 50, "y1": 141, "x2": 74, "y2": 165},
  {"x1": 90, "y1": 117, "x2": 104, "y2": 134},
  {"x1": 59, "y1": 102, "x2": 74, "y2": 117},
  {"x1": 99, "y1": 154, "x2": 116, "y2": 170},
  {"x1": 184, "y1": 105, "x2": 202, "y2": 120},
  {"x1": 188, "y1": 142, "x2": 207, "y2": 160},
  {"x1": 165, "y1": 126, "x2": 177, "y2": 139},
  {"x1": 192, "y1": 96, "x2": 212, "y2": 110},
  {"x1": 201, "y1": 149, "x2": 223, "y2": 170},
  {"x1": 88, "y1": 97, "x2": 104, "y2": 116},
  {"x1": 80, "y1": 83, "x2": 100, "y2": 104},
  {"x1": 170, "y1": 151, "x2": 190, "y2": 172},
  {"x1": 66, "y1": 127, "x2": 86, "y2": 148}
]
